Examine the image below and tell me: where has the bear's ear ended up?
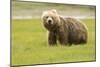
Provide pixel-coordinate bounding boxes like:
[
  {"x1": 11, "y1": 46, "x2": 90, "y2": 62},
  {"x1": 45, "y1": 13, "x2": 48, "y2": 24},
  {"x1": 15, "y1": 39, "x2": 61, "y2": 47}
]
[{"x1": 51, "y1": 9, "x2": 57, "y2": 14}]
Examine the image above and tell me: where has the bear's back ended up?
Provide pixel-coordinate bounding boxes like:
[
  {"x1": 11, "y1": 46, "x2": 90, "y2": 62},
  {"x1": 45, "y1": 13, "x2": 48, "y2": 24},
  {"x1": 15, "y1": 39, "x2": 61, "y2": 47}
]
[{"x1": 63, "y1": 17, "x2": 88, "y2": 44}]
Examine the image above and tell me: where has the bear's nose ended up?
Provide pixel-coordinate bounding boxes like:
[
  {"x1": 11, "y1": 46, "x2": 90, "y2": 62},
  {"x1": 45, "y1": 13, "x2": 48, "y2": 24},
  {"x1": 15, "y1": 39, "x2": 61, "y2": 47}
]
[{"x1": 48, "y1": 20, "x2": 52, "y2": 24}]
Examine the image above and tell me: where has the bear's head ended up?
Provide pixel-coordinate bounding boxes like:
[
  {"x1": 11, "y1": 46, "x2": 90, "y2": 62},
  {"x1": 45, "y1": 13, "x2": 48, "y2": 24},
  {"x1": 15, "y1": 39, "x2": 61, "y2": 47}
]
[{"x1": 41, "y1": 9, "x2": 61, "y2": 31}]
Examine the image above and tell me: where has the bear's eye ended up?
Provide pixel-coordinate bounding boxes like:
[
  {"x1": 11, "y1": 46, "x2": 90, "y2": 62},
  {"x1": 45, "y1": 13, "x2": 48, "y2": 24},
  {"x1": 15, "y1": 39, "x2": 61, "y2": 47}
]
[{"x1": 45, "y1": 16, "x2": 49, "y2": 18}]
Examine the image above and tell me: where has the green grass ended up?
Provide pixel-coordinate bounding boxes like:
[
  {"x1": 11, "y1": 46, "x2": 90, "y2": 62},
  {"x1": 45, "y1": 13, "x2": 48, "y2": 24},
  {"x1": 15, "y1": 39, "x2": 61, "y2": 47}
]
[{"x1": 12, "y1": 19, "x2": 96, "y2": 66}]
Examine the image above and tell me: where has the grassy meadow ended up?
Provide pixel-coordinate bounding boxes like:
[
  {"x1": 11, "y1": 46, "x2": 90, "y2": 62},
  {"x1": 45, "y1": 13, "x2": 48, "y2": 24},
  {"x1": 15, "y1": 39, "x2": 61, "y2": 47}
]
[
  {"x1": 12, "y1": 1, "x2": 96, "y2": 66},
  {"x1": 12, "y1": 18, "x2": 96, "y2": 66}
]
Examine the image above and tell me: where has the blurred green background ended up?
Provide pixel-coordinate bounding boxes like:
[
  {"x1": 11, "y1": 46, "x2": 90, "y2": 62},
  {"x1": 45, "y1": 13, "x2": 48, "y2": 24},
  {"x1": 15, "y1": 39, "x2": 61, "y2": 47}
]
[
  {"x1": 12, "y1": 1, "x2": 95, "y2": 19},
  {"x1": 12, "y1": 1, "x2": 96, "y2": 66}
]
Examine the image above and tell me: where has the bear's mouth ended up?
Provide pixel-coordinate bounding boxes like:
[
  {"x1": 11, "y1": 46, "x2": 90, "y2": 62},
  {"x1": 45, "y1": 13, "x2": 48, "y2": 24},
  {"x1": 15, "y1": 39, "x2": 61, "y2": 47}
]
[
  {"x1": 45, "y1": 23, "x2": 53, "y2": 27},
  {"x1": 44, "y1": 23, "x2": 58, "y2": 31}
]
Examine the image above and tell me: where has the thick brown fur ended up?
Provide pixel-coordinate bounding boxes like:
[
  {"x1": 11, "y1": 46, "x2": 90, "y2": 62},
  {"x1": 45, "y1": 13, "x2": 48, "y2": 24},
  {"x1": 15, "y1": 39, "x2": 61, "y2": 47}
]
[{"x1": 41, "y1": 9, "x2": 88, "y2": 46}]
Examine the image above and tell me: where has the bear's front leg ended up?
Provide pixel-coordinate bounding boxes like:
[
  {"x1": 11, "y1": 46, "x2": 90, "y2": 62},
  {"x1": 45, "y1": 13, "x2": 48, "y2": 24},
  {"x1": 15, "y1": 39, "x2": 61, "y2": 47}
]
[
  {"x1": 48, "y1": 31, "x2": 57, "y2": 45},
  {"x1": 58, "y1": 30, "x2": 68, "y2": 45}
]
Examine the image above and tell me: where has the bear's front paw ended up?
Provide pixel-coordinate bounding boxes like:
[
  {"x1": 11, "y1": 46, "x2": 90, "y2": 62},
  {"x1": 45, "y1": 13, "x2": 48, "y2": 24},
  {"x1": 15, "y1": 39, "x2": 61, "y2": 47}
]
[{"x1": 48, "y1": 40, "x2": 57, "y2": 46}]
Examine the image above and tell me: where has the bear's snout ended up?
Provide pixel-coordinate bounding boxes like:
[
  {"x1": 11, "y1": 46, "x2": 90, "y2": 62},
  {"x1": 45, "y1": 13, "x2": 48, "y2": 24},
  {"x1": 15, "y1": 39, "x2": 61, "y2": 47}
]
[
  {"x1": 48, "y1": 20, "x2": 52, "y2": 24},
  {"x1": 47, "y1": 17, "x2": 53, "y2": 25}
]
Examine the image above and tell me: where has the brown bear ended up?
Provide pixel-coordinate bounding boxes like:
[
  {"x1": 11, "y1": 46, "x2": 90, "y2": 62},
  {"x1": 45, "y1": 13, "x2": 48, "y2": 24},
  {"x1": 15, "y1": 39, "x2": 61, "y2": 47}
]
[{"x1": 41, "y1": 9, "x2": 88, "y2": 46}]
